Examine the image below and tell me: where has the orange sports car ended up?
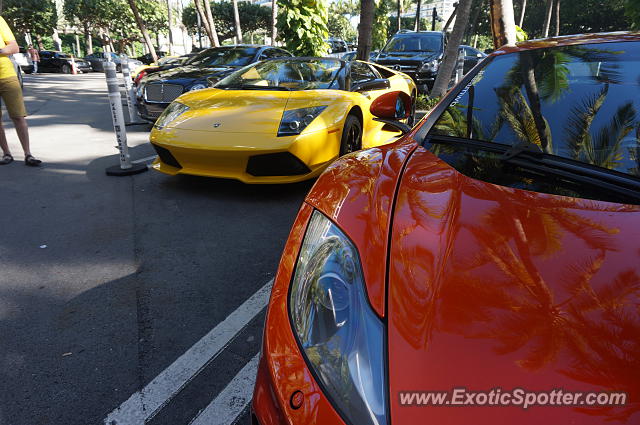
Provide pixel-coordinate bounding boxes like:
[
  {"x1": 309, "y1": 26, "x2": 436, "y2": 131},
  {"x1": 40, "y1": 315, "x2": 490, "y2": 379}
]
[{"x1": 251, "y1": 33, "x2": 640, "y2": 425}]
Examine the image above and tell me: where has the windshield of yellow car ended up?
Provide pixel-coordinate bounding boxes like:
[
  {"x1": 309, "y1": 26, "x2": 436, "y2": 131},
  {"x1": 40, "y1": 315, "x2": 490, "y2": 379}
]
[{"x1": 215, "y1": 59, "x2": 344, "y2": 91}]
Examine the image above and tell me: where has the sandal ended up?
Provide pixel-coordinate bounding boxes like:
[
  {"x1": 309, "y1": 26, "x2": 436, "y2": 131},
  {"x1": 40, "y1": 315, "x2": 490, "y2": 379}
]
[
  {"x1": 0, "y1": 153, "x2": 13, "y2": 165},
  {"x1": 25, "y1": 154, "x2": 42, "y2": 167}
]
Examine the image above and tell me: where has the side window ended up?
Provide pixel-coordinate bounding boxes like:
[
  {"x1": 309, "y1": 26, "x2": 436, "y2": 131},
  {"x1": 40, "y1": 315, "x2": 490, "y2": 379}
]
[
  {"x1": 350, "y1": 61, "x2": 377, "y2": 85},
  {"x1": 40, "y1": 52, "x2": 52, "y2": 59}
]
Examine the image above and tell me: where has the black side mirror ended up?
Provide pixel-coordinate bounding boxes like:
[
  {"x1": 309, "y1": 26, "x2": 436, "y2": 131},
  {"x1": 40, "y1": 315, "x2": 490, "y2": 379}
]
[{"x1": 352, "y1": 78, "x2": 390, "y2": 92}]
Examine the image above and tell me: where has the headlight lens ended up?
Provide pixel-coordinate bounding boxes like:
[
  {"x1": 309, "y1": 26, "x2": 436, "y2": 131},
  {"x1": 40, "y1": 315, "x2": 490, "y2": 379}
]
[
  {"x1": 289, "y1": 210, "x2": 387, "y2": 425},
  {"x1": 189, "y1": 83, "x2": 207, "y2": 91},
  {"x1": 154, "y1": 102, "x2": 189, "y2": 129},
  {"x1": 419, "y1": 59, "x2": 439, "y2": 73},
  {"x1": 277, "y1": 106, "x2": 327, "y2": 137}
]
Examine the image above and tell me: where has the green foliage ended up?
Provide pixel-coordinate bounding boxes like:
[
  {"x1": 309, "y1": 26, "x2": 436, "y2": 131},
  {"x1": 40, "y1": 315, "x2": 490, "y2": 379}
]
[
  {"x1": 626, "y1": 0, "x2": 640, "y2": 29},
  {"x1": 183, "y1": 1, "x2": 270, "y2": 42},
  {"x1": 415, "y1": 94, "x2": 440, "y2": 111},
  {"x1": 372, "y1": 0, "x2": 389, "y2": 50},
  {"x1": 64, "y1": 0, "x2": 167, "y2": 50},
  {"x1": 277, "y1": 0, "x2": 329, "y2": 56},
  {"x1": 3, "y1": 0, "x2": 57, "y2": 37},
  {"x1": 515, "y1": 25, "x2": 528, "y2": 42},
  {"x1": 327, "y1": 5, "x2": 357, "y2": 41}
]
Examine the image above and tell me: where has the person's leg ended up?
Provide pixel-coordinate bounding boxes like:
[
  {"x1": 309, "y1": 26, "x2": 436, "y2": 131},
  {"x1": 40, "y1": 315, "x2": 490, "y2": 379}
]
[
  {"x1": 11, "y1": 116, "x2": 31, "y2": 156},
  {"x1": 34, "y1": 61, "x2": 38, "y2": 74},
  {"x1": 0, "y1": 118, "x2": 11, "y2": 155}
]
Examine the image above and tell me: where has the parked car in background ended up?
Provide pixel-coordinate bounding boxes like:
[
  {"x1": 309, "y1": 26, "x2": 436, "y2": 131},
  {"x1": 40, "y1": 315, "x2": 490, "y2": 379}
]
[
  {"x1": 136, "y1": 45, "x2": 292, "y2": 122},
  {"x1": 13, "y1": 47, "x2": 33, "y2": 74},
  {"x1": 459, "y1": 44, "x2": 487, "y2": 72},
  {"x1": 326, "y1": 38, "x2": 349, "y2": 54},
  {"x1": 252, "y1": 32, "x2": 640, "y2": 425},
  {"x1": 137, "y1": 51, "x2": 168, "y2": 65},
  {"x1": 133, "y1": 53, "x2": 197, "y2": 85},
  {"x1": 84, "y1": 52, "x2": 143, "y2": 72},
  {"x1": 38, "y1": 51, "x2": 92, "y2": 73},
  {"x1": 374, "y1": 30, "x2": 446, "y2": 92},
  {"x1": 374, "y1": 32, "x2": 487, "y2": 93}
]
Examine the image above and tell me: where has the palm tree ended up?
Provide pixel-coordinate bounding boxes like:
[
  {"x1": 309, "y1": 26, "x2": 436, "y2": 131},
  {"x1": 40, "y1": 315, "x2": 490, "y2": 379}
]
[
  {"x1": 232, "y1": 0, "x2": 242, "y2": 43},
  {"x1": 127, "y1": 0, "x2": 157, "y2": 63},
  {"x1": 203, "y1": 0, "x2": 220, "y2": 47},
  {"x1": 194, "y1": 0, "x2": 218, "y2": 47},
  {"x1": 518, "y1": 0, "x2": 526, "y2": 27},
  {"x1": 357, "y1": 0, "x2": 375, "y2": 60},
  {"x1": 542, "y1": 0, "x2": 553, "y2": 37},
  {"x1": 431, "y1": 0, "x2": 473, "y2": 97},
  {"x1": 271, "y1": 0, "x2": 277, "y2": 45}
]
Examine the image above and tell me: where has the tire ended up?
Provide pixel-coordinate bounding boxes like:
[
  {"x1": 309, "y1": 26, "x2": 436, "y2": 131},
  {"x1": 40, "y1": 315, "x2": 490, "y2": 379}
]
[
  {"x1": 339, "y1": 114, "x2": 363, "y2": 156},
  {"x1": 61, "y1": 64, "x2": 71, "y2": 74}
]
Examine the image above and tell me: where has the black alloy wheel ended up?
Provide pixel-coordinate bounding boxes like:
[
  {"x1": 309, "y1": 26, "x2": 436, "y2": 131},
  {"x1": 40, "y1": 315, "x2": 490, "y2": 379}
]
[
  {"x1": 339, "y1": 114, "x2": 363, "y2": 156},
  {"x1": 61, "y1": 63, "x2": 71, "y2": 74}
]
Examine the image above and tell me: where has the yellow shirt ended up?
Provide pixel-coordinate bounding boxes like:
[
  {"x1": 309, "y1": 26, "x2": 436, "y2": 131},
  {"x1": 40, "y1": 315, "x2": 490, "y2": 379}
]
[{"x1": 0, "y1": 16, "x2": 17, "y2": 79}]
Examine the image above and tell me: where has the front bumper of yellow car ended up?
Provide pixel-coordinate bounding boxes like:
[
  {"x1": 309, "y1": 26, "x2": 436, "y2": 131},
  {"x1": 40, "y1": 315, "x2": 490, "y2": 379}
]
[{"x1": 149, "y1": 125, "x2": 343, "y2": 184}]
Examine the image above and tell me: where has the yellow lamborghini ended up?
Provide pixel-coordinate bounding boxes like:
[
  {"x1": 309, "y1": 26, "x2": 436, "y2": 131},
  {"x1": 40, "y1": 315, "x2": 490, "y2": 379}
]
[{"x1": 149, "y1": 57, "x2": 416, "y2": 183}]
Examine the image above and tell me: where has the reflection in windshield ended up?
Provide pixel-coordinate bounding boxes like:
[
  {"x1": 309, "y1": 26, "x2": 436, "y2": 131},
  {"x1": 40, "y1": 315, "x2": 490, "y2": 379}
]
[
  {"x1": 429, "y1": 41, "x2": 640, "y2": 179},
  {"x1": 382, "y1": 35, "x2": 442, "y2": 53},
  {"x1": 215, "y1": 59, "x2": 343, "y2": 91},
  {"x1": 186, "y1": 47, "x2": 258, "y2": 67}
]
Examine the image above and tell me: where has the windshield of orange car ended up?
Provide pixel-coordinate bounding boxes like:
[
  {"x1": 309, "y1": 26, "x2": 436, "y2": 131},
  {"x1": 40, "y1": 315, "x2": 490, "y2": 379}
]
[
  {"x1": 427, "y1": 41, "x2": 640, "y2": 180},
  {"x1": 215, "y1": 59, "x2": 344, "y2": 91}
]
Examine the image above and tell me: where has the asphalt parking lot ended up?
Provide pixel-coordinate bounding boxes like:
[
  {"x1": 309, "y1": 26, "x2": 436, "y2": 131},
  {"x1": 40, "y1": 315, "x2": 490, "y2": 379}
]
[{"x1": 0, "y1": 73, "x2": 312, "y2": 425}]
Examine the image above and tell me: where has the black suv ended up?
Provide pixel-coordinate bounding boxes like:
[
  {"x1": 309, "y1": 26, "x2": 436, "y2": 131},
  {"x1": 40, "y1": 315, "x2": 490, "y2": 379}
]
[{"x1": 374, "y1": 31, "x2": 485, "y2": 93}]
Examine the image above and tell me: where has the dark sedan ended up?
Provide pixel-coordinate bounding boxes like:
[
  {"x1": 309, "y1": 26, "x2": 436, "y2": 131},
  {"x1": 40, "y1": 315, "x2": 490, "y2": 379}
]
[
  {"x1": 39, "y1": 51, "x2": 92, "y2": 73},
  {"x1": 136, "y1": 45, "x2": 292, "y2": 122}
]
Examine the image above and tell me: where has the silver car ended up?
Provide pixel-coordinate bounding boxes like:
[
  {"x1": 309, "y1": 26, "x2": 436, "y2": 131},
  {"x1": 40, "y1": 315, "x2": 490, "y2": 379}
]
[{"x1": 84, "y1": 52, "x2": 143, "y2": 73}]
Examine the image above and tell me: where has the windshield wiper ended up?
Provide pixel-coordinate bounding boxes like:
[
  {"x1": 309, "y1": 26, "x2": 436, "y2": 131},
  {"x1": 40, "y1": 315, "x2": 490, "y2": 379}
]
[{"x1": 426, "y1": 134, "x2": 640, "y2": 202}]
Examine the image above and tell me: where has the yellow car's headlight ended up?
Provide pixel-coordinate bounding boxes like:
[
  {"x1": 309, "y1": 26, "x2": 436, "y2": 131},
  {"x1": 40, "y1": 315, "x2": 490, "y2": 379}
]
[
  {"x1": 278, "y1": 106, "x2": 327, "y2": 137},
  {"x1": 155, "y1": 102, "x2": 189, "y2": 129}
]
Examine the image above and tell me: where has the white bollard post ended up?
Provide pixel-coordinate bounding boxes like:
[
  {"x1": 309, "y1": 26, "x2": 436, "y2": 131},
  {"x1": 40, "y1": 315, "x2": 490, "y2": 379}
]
[
  {"x1": 104, "y1": 61, "x2": 148, "y2": 176},
  {"x1": 121, "y1": 60, "x2": 145, "y2": 125}
]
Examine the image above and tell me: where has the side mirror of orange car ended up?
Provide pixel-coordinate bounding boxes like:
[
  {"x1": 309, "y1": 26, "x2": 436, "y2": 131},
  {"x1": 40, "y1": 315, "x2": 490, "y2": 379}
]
[{"x1": 370, "y1": 91, "x2": 412, "y2": 135}]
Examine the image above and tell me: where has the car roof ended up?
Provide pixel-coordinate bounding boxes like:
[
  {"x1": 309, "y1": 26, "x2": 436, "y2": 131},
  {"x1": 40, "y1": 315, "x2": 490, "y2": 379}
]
[{"x1": 492, "y1": 31, "x2": 640, "y2": 56}]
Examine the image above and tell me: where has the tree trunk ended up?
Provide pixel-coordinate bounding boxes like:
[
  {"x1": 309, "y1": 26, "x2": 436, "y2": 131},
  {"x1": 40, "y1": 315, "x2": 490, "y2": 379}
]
[
  {"x1": 271, "y1": 0, "x2": 277, "y2": 45},
  {"x1": 466, "y1": 0, "x2": 484, "y2": 45},
  {"x1": 232, "y1": 0, "x2": 242, "y2": 43},
  {"x1": 357, "y1": 0, "x2": 375, "y2": 60},
  {"x1": 542, "y1": 0, "x2": 553, "y2": 38},
  {"x1": 489, "y1": 0, "x2": 517, "y2": 48},
  {"x1": 36, "y1": 34, "x2": 44, "y2": 51},
  {"x1": 167, "y1": 0, "x2": 174, "y2": 55},
  {"x1": 203, "y1": 0, "x2": 220, "y2": 46},
  {"x1": 194, "y1": 0, "x2": 214, "y2": 46},
  {"x1": 397, "y1": 0, "x2": 401, "y2": 32},
  {"x1": 127, "y1": 0, "x2": 158, "y2": 63},
  {"x1": 84, "y1": 24, "x2": 93, "y2": 54},
  {"x1": 431, "y1": 0, "x2": 472, "y2": 97},
  {"x1": 518, "y1": 0, "x2": 526, "y2": 27},
  {"x1": 554, "y1": 0, "x2": 560, "y2": 36},
  {"x1": 520, "y1": 53, "x2": 551, "y2": 152},
  {"x1": 414, "y1": 0, "x2": 421, "y2": 31}
]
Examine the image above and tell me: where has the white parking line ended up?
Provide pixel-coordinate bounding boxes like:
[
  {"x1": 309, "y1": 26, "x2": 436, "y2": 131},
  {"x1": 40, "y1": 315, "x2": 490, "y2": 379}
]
[
  {"x1": 189, "y1": 353, "x2": 260, "y2": 425},
  {"x1": 104, "y1": 279, "x2": 273, "y2": 425},
  {"x1": 131, "y1": 155, "x2": 157, "y2": 164}
]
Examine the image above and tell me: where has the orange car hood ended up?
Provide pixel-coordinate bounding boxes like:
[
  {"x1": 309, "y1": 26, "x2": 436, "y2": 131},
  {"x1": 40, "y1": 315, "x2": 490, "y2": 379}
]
[{"x1": 387, "y1": 146, "x2": 640, "y2": 424}]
